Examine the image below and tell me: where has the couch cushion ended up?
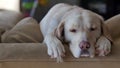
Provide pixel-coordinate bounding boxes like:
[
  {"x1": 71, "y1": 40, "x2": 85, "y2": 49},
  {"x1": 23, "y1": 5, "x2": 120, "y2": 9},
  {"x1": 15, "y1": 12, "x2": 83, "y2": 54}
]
[
  {"x1": 0, "y1": 41, "x2": 119, "y2": 62},
  {"x1": 0, "y1": 28, "x2": 5, "y2": 42},
  {"x1": 0, "y1": 9, "x2": 23, "y2": 31},
  {"x1": 1, "y1": 17, "x2": 43, "y2": 43},
  {"x1": 105, "y1": 14, "x2": 120, "y2": 40},
  {"x1": 1, "y1": 61, "x2": 120, "y2": 68}
]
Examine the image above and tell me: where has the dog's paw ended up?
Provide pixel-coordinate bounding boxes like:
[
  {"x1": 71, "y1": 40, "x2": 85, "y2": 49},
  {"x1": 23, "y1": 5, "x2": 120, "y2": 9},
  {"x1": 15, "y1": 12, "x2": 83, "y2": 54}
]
[
  {"x1": 95, "y1": 36, "x2": 111, "y2": 56},
  {"x1": 44, "y1": 35, "x2": 65, "y2": 62},
  {"x1": 88, "y1": 45, "x2": 95, "y2": 58}
]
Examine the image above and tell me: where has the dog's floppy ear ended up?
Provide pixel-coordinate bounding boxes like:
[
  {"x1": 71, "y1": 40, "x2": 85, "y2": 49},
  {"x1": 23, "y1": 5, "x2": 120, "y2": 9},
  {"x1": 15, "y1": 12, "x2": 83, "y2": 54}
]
[
  {"x1": 55, "y1": 12, "x2": 69, "y2": 42},
  {"x1": 99, "y1": 15, "x2": 113, "y2": 42},
  {"x1": 55, "y1": 20, "x2": 65, "y2": 41}
]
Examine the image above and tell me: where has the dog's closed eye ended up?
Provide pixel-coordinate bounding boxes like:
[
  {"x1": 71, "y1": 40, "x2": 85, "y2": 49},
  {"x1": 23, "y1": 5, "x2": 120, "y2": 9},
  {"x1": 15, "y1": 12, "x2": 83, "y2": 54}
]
[
  {"x1": 89, "y1": 27, "x2": 97, "y2": 31},
  {"x1": 70, "y1": 29, "x2": 77, "y2": 33}
]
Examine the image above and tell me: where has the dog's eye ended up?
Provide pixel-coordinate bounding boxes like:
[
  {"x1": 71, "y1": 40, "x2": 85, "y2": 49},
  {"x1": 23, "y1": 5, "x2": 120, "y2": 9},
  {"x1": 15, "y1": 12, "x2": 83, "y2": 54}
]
[
  {"x1": 90, "y1": 27, "x2": 96, "y2": 31},
  {"x1": 70, "y1": 29, "x2": 77, "y2": 32}
]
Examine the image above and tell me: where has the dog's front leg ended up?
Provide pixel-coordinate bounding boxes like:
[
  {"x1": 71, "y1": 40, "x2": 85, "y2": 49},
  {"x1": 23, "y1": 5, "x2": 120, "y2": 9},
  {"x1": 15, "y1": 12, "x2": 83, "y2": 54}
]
[
  {"x1": 44, "y1": 34, "x2": 65, "y2": 62},
  {"x1": 95, "y1": 36, "x2": 111, "y2": 56}
]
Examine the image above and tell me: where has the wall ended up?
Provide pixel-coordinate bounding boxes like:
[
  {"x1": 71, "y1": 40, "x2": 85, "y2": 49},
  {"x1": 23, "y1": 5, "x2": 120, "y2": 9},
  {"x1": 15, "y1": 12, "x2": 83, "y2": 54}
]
[{"x1": 33, "y1": 0, "x2": 80, "y2": 22}]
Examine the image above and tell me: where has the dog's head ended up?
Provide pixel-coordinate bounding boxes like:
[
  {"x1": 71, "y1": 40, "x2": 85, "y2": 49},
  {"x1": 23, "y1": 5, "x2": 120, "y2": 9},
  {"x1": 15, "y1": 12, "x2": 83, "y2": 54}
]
[{"x1": 55, "y1": 8, "x2": 112, "y2": 58}]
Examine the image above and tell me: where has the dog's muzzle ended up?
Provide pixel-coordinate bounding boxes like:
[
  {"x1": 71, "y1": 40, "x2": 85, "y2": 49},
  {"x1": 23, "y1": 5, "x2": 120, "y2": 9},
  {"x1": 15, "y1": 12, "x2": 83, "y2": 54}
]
[{"x1": 79, "y1": 41, "x2": 90, "y2": 57}]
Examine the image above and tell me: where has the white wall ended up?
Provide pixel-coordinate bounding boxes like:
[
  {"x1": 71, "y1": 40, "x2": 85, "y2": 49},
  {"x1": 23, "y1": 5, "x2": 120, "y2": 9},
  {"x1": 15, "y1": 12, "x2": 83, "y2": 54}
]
[{"x1": 0, "y1": 0, "x2": 20, "y2": 12}]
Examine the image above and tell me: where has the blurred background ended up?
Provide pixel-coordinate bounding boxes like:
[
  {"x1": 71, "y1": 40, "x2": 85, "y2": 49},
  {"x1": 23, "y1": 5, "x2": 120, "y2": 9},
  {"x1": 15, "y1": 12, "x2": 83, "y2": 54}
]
[{"x1": 0, "y1": 0, "x2": 120, "y2": 22}]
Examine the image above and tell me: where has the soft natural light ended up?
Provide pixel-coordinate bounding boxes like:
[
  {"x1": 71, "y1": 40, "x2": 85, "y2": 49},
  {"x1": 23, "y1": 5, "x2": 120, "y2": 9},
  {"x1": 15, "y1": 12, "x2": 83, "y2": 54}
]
[{"x1": 0, "y1": 0, "x2": 20, "y2": 12}]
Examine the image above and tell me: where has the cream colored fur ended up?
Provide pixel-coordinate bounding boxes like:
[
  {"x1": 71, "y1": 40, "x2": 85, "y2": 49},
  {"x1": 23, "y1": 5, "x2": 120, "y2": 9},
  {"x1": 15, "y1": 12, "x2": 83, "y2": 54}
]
[{"x1": 40, "y1": 3, "x2": 112, "y2": 62}]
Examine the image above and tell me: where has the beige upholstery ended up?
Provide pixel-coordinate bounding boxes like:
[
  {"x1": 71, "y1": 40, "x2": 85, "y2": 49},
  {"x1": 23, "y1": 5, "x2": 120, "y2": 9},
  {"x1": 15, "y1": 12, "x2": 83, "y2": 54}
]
[
  {"x1": 0, "y1": 28, "x2": 5, "y2": 42},
  {"x1": 105, "y1": 14, "x2": 120, "y2": 40},
  {"x1": 2, "y1": 17, "x2": 43, "y2": 43},
  {"x1": 0, "y1": 10, "x2": 23, "y2": 42},
  {"x1": 1, "y1": 62, "x2": 120, "y2": 68},
  {"x1": 0, "y1": 10, "x2": 120, "y2": 68},
  {"x1": 0, "y1": 9, "x2": 23, "y2": 31},
  {"x1": 0, "y1": 39, "x2": 120, "y2": 68},
  {"x1": 0, "y1": 42, "x2": 119, "y2": 62}
]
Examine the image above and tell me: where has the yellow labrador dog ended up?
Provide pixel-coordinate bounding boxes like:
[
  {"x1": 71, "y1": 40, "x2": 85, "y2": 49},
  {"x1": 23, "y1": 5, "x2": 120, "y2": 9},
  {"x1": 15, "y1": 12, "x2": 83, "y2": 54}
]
[{"x1": 40, "y1": 3, "x2": 112, "y2": 62}]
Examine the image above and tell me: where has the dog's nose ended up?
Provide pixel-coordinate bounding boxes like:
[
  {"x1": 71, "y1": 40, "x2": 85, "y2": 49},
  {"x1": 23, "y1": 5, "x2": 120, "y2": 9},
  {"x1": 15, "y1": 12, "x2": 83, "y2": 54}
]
[{"x1": 79, "y1": 41, "x2": 90, "y2": 50}]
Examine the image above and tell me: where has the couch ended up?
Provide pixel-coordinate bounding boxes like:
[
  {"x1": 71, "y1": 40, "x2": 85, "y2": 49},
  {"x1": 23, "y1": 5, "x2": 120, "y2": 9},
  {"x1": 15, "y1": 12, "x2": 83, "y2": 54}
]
[{"x1": 0, "y1": 10, "x2": 120, "y2": 68}]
